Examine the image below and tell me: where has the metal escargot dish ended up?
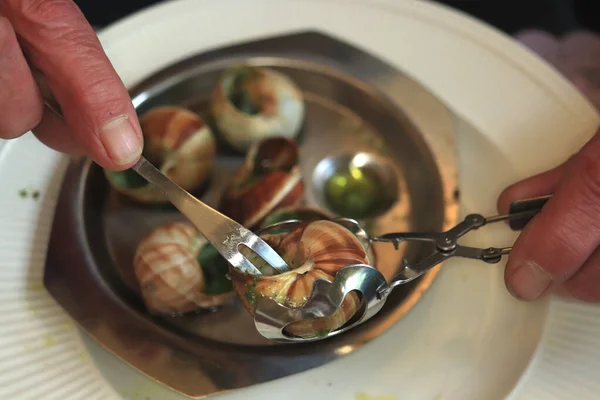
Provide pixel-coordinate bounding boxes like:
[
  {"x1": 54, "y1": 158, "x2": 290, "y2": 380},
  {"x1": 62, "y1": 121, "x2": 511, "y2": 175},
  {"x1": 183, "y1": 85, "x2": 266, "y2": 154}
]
[
  {"x1": 104, "y1": 106, "x2": 217, "y2": 203},
  {"x1": 44, "y1": 32, "x2": 460, "y2": 398}
]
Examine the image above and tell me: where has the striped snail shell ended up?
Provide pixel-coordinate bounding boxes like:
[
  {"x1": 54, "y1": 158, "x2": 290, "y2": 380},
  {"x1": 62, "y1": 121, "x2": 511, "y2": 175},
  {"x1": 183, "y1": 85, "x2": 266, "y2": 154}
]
[
  {"x1": 229, "y1": 219, "x2": 376, "y2": 338},
  {"x1": 133, "y1": 222, "x2": 234, "y2": 315},
  {"x1": 219, "y1": 137, "x2": 304, "y2": 229},
  {"x1": 105, "y1": 106, "x2": 216, "y2": 203}
]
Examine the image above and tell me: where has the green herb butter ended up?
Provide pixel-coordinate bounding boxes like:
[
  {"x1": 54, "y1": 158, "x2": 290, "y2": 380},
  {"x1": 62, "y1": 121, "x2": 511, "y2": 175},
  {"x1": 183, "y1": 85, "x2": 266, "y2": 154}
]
[{"x1": 324, "y1": 165, "x2": 386, "y2": 219}]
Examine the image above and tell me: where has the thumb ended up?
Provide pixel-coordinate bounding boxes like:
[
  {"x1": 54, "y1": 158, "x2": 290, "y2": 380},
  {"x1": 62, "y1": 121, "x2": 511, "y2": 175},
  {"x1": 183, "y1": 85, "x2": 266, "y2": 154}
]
[{"x1": 3, "y1": 0, "x2": 143, "y2": 170}]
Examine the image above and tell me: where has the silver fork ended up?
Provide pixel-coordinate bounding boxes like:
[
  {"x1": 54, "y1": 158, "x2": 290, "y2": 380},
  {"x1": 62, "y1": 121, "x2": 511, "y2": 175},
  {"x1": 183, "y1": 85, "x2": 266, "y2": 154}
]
[{"x1": 29, "y1": 63, "x2": 291, "y2": 275}]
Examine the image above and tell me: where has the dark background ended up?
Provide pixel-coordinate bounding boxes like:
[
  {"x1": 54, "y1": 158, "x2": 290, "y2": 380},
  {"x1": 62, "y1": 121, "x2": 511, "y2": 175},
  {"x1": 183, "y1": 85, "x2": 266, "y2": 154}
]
[{"x1": 74, "y1": 0, "x2": 600, "y2": 36}]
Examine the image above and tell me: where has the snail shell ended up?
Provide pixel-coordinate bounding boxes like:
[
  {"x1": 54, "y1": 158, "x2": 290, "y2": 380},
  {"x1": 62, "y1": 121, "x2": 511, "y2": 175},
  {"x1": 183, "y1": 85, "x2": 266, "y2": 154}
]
[
  {"x1": 134, "y1": 222, "x2": 234, "y2": 315},
  {"x1": 259, "y1": 205, "x2": 333, "y2": 230},
  {"x1": 105, "y1": 106, "x2": 216, "y2": 203},
  {"x1": 219, "y1": 137, "x2": 304, "y2": 229},
  {"x1": 210, "y1": 65, "x2": 305, "y2": 153},
  {"x1": 259, "y1": 207, "x2": 377, "y2": 265},
  {"x1": 229, "y1": 220, "x2": 374, "y2": 338}
]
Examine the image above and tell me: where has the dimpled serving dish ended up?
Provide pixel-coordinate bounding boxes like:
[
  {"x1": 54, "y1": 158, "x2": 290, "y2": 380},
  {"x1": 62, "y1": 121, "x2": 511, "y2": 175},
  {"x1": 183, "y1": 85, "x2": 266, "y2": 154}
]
[{"x1": 44, "y1": 31, "x2": 459, "y2": 398}]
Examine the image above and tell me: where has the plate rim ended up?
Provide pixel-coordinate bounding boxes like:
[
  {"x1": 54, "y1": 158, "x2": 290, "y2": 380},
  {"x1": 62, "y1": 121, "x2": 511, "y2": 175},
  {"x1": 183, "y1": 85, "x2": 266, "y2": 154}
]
[
  {"x1": 94, "y1": 2, "x2": 600, "y2": 397},
  {"x1": 1, "y1": 0, "x2": 598, "y2": 399}
]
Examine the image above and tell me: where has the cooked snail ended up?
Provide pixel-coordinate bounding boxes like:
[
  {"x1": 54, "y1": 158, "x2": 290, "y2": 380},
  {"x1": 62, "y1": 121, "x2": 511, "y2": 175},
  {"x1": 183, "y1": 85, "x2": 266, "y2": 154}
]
[
  {"x1": 229, "y1": 220, "x2": 376, "y2": 338},
  {"x1": 105, "y1": 106, "x2": 216, "y2": 203},
  {"x1": 210, "y1": 65, "x2": 305, "y2": 152},
  {"x1": 219, "y1": 137, "x2": 304, "y2": 229},
  {"x1": 133, "y1": 222, "x2": 234, "y2": 315}
]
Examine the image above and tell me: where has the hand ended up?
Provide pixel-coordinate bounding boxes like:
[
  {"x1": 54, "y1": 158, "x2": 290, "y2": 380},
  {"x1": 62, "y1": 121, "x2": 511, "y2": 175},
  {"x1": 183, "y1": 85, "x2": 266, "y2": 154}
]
[
  {"x1": 498, "y1": 126, "x2": 600, "y2": 303},
  {"x1": 0, "y1": 0, "x2": 143, "y2": 171}
]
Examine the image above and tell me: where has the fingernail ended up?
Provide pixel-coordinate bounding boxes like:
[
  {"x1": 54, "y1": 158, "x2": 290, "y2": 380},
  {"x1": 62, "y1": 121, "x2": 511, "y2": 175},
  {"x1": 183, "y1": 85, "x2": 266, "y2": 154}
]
[
  {"x1": 507, "y1": 260, "x2": 552, "y2": 300},
  {"x1": 99, "y1": 115, "x2": 142, "y2": 165}
]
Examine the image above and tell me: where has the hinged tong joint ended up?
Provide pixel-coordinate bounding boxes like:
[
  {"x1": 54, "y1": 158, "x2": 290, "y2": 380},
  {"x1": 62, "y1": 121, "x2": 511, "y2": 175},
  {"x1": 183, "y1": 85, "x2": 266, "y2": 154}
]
[{"x1": 371, "y1": 195, "x2": 552, "y2": 293}]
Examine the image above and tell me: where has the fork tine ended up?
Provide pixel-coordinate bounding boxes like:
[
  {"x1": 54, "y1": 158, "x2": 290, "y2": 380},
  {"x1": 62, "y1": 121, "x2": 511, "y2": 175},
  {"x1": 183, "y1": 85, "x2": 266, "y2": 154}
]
[
  {"x1": 228, "y1": 251, "x2": 263, "y2": 275},
  {"x1": 245, "y1": 237, "x2": 290, "y2": 273},
  {"x1": 128, "y1": 155, "x2": 291, "y2": 275}
]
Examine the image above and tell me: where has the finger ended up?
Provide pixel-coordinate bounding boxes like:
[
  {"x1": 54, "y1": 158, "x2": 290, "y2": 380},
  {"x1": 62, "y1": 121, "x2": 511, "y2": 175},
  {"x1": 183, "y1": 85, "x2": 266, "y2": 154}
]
[
  {"x1": 32, "y1": 107, "x2": 83, "y2": 156},
  {"x1": 497, "y1": 159, "x2": 569, "y2": 214},
  {"x1": 2, "y1": 0, "x2": 143, "y2": 171},
  {"x1": 0, "y1": 16, "x2": 43, "y2": 138},
  {"x1": 505, "y1": 130, "x2": 600, "y2": 300},
  {"x1": 560, "y1": 245, "x2": 600, "y2": 303}
]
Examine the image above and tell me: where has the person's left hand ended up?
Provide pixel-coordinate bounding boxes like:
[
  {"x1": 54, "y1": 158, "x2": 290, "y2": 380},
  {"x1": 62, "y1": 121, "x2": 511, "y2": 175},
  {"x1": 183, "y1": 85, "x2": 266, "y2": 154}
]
[{"x1": 497, "y1": 126, "x2": 600, "y2": 303}]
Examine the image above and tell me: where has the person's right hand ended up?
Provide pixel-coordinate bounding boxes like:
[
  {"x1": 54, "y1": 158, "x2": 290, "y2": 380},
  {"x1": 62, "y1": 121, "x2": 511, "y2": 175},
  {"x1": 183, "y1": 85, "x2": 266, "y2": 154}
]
[{"x1": 0, "y1": 0, "x2": 143, "y2": 171}]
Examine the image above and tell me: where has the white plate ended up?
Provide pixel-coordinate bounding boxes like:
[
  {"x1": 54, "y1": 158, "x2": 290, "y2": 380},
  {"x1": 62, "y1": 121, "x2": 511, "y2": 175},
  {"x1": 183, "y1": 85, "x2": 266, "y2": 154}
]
[{"x1": 1, "y1": 0, "x2": 599, "y2": 399}]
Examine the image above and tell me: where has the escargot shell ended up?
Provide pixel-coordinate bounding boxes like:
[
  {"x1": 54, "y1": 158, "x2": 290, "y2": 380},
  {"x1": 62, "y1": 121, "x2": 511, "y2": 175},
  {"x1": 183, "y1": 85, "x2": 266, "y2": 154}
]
[
  {"x1": 210, "y1": 65, "x2": 305, "y2": 153},
  {"x1": 229, "y1": 219, "x2": 374, "y2": 338},
  {"x1": 219, "y1": 137, "x2": 304, "y2": 229},
  {"x1": 259, "y1": 206, "x2": 377, "y2": 264},
  {"x1": 133, "y1": 222, "x2": 234, "y2": 315},
  {"x1": 259, "y1": 206, "x2": 332, "y2": 230},
  {"x1": 105, "y1": 106, "x2": 216, "y2": 203}
]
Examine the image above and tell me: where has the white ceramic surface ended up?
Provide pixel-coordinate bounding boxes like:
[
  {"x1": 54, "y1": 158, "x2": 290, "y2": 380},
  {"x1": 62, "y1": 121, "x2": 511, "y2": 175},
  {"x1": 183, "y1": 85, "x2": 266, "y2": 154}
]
[{"x1": 0, "y1": 0, "x2": 599, "y2": 399}]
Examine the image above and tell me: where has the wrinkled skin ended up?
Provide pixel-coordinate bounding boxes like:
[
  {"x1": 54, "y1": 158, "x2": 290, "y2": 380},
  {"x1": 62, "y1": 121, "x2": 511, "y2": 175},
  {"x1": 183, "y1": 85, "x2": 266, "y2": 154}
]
[
  {"x1": 498, "y1": 126, "x2": 600, "y2": 303},
  {"x1": 0, "y1": 0, "x2": 143, "y2": 170}
]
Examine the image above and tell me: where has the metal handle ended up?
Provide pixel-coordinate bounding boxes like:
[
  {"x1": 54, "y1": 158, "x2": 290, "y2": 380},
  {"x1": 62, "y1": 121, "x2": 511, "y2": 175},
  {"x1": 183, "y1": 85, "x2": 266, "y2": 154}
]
[
  {"x1": 26, "y1": 62, "x2": 63, "y2": 118},
  {"x1": 507, "y1": 194, "x2": 552, "y2": 230},
  {"x1": 379, "y1": 194, "x2": 553, "y2": 288},
  {"x1": 131, "y1": 157, "x2": 233, "y2": 229}
]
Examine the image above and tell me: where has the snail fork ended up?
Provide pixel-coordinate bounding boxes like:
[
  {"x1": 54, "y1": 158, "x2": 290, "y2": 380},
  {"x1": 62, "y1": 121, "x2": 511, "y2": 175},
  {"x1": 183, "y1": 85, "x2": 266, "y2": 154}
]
[{"x1": 131, "y1": 158, "x2": 291, "y2": 275}]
